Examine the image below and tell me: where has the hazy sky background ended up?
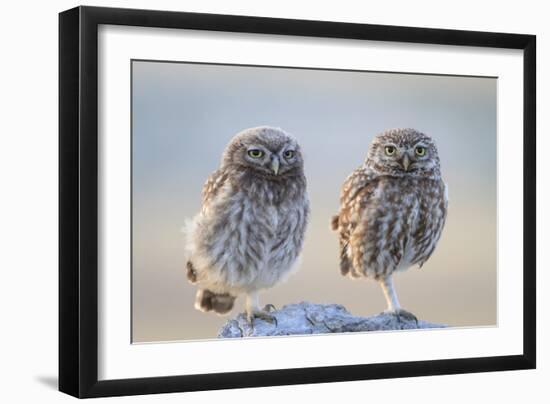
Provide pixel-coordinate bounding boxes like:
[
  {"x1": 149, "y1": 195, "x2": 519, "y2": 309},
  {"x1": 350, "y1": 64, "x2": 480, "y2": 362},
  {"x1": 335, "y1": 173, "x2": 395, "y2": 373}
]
[{"x1": 132, "y1": 60, "x2": 496, "y2": 343}]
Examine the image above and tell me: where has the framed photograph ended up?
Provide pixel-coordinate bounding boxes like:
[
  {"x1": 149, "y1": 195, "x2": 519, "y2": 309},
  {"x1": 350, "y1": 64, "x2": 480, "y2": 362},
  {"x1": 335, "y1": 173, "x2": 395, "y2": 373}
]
[{"x1": 59, "y1": 6, "x2": 536, "y2": 398}]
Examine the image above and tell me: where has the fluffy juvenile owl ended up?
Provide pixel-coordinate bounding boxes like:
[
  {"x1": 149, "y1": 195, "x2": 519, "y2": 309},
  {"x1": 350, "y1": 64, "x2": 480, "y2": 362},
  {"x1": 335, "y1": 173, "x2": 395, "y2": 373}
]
[
  {"x1": 185, "y1": 126, "x2": 309, "y2": 324},
  {"x1": 331, "y1": 128, "x2": 448, "y2": 321}
]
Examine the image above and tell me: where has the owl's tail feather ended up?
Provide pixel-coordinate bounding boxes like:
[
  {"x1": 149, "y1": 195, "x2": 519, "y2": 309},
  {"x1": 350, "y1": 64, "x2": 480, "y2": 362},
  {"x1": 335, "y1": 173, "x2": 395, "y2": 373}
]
[
  {"x1": 194, "y1": 289, "x2": 236, "y2": 315},
  {"x1": 330, "y1": 215, "x2": 340, "y2": 231}
]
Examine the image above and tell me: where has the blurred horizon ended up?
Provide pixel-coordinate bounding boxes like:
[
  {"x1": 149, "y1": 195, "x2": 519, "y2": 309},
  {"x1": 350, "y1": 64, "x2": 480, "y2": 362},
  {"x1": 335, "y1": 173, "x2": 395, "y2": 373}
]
[{"x1": 132, "y1": 60, "x2": 497, "y2": 342}]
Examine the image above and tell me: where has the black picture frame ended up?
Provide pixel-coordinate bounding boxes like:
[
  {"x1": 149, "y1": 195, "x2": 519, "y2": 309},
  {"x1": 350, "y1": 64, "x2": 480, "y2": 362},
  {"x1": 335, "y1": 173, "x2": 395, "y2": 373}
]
[{"x1": 59, "y1": 5, "x2": 536, "y2": 398}]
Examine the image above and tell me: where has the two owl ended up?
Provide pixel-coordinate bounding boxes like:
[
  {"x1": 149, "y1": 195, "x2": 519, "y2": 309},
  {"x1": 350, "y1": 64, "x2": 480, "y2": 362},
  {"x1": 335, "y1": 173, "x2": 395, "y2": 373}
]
[{"x1": 185, "y1": 126, "x2": 447, "y2": 323}]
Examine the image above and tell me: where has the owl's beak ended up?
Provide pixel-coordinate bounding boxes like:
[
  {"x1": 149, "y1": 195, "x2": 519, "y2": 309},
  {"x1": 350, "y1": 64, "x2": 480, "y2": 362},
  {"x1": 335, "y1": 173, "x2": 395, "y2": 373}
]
[
  {"x1": 271, "y1": 157, "x2": 280, "y2": 175},
  {"x1": 401, "y1": 154, "x2": 411, "y2": 171}
]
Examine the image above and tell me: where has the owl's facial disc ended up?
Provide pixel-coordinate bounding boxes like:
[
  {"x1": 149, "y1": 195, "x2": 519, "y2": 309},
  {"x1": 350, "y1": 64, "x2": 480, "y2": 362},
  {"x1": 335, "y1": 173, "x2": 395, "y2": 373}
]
[
  {"x1": 242, "y1": 143, "x2": 301, "y2": 177},
  {"x1": 379, "y1": 143, "x2": 425, "y2": 173},
  {"x1": 367, "y1": 129, "x2": 440, "y2": 178}
]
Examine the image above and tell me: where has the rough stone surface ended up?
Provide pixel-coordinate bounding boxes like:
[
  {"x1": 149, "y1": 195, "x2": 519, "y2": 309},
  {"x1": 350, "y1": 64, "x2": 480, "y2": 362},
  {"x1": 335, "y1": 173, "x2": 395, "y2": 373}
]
[{"x1": 218, "y1": 301, "x2": 446, "y2": 338}]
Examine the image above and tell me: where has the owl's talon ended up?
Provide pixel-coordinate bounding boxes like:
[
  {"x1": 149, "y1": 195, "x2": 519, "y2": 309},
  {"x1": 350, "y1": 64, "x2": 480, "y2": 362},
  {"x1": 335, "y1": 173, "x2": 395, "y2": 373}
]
[
  {"x1": 264, "y1": 303, "x2": 277, "y2": 313},
  {"x1": 383, "y1": 308, "x2": 418, "y2": 326},
  {"x1": 247, "y1": 310, "x2": 278, "y2": 326},
  {"x1": 394, "y1": 309, "x2": 418, "y2": 325}
]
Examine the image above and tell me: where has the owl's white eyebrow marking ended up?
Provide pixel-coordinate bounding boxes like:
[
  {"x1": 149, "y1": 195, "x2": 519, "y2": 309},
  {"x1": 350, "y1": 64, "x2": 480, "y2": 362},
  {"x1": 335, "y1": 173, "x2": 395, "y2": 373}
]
[{"x1": 246, "y1": 144, "x2": 269, "y2": 152}]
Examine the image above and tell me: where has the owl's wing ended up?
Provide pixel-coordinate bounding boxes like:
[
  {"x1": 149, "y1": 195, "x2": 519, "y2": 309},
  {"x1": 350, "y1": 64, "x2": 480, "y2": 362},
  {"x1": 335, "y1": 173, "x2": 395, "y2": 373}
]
[
  {"x1": 339, "y1": 168, "x2": 374, "y2": 209},
  {"x1": 201, "y1": 169, "x2": 230, "y2": 213},
  {"x1": 333, "y1": 168, "x2": 376, "y2": 276},
  {"x1": 416, "y1": 179, "x2": 449, "y2": 268}
]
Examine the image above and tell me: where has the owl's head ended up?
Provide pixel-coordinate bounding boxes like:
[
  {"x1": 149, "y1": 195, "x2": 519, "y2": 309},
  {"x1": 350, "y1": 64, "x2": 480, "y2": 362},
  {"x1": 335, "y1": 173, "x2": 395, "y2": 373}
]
[
  {"x1": 366, "y1": 128, "x2": 441, "y2": 178},
  {"x1": 222, "y1": 126, "x2": 304, "y2": 178}
]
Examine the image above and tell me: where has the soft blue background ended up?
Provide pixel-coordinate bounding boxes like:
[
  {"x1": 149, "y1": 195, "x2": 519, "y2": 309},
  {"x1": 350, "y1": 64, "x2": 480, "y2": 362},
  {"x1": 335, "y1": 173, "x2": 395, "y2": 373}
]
[{"x1": 132, "y1": 61, "x2": 496, "y2": 342}]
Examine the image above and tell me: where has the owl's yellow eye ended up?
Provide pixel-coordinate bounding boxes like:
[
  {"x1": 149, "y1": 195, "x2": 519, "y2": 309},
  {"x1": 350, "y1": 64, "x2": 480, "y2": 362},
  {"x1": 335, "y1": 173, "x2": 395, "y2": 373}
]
[
  {"x1": 248, "y1": 149, "x2": 264, "y2": 158},
  {"x1": 283, "y1": 150, "x2": 295, "y2": 159},
  {"x1": 415, "y1": 146, "x2": 426, "y2": 156},
  {"x1": 384, "y1": 146, "x2": 396, "y2": 156}
]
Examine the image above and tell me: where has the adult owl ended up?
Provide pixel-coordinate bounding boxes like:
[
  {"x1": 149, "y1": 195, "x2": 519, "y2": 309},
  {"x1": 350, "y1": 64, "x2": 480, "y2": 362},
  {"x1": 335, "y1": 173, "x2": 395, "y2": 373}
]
[
  {"x1": 185, "y1": 126, "x2": 309, "y2": 324},
  {"x1": 331, "y1": 128, "x2": 447, "y2": 321}
]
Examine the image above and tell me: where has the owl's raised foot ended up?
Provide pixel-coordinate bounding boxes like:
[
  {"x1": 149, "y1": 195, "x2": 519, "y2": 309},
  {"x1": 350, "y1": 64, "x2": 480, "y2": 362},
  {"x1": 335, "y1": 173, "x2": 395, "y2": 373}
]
[{"x1": 263, "y1": 303, "x2": 277, "y2": 313}]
